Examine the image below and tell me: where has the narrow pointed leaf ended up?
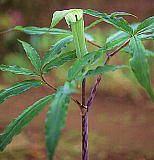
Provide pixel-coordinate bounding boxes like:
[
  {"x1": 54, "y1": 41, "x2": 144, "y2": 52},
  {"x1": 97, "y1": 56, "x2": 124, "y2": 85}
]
[
  {"x1": 0, "y1": 65, "x2": 39, "y2": 76},
  {"x1": 67, "y1": 50, "x2": 102, "y2": 81},
  {"x1": 102, "y1": 36, "x2": 130, "y2": 51},
  {"x1": 106, "y1": 30, "x2": 130, "y2": 43},
  {"x1": 42, "y1": 36, "x2": 73, "y2": 68},
  {"x1": 7, "y1": 26, "x2": 72, "y2": 35},
  {"x1": 111, "y1": 12, "x2": 136, "y2": 17},
  {"x1": 83, "y1": 10, "x2": 133, "y2": 34},
  {"x1": 129, "y1": 36, "x2": 154, "y2": 101},
  {"x1": 85, "y1": 19, "x2": 103, "y2": 31},
  {"x1": 0, "y1": 95, "x2": 54, "y2": 151},
  {"x1": 85, "y1": 12, "x2": 135, "y2": 31},
  {"x1": 138, "y1": 33, "x2": 154, "y2": 40},
  {"x1": 134, "y1": 16, "x2": 154, "y2": 34},
  {"x1": 45, "y1": 82, "x2": 74, "y2": 160},
  {"x1": 0, "y1": 80, "x2": 44, "y2": 104},
  {"x1": 83, "y1": 65, "x2": 127, "y2": 78},
  {"x1": 42, "y1": 50, "x2": 77, "y2": 73},
  {"x1": 18, "y1": 40, "x2": 42, "y2": 72},
  {"x1": 123, "y1": 46, "x2": 154, "y2": 57}
]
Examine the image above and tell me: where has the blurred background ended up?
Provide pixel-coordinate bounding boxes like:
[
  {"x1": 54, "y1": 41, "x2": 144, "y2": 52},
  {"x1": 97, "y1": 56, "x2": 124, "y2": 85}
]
[{"x1": 0, "y1": 0, "x2": 154, "y2": 160}]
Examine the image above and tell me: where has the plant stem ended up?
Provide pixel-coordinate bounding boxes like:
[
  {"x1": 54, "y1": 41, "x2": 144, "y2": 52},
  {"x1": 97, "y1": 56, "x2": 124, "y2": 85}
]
[
  {"x1": 86, "y1": 39, "x2": 130, "y2": 110},
  {"x1": 81, "y1": 78, "x2": 89, "y2": 160}
]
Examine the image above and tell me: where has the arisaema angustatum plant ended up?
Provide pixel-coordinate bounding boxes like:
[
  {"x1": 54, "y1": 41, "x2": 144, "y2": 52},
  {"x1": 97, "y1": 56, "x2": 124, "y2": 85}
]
[{"x1": 0, "y1": 9, "x2": 154, "y2": 160}]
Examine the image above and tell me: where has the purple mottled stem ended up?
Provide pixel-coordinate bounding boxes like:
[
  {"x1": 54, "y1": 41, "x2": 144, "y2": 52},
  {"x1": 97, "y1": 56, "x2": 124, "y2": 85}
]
[
  {"x1": 87, "y1": 74, "x2": 102, "y2": 111},
  {"x1": 82, "y1": 78, "x2": 89, "y2": 160}
]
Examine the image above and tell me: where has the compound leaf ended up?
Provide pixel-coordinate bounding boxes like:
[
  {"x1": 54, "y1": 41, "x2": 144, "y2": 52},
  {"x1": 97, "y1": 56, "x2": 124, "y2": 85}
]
[
  {"x1": 0, "y1": 94, "x2": 54, "y2": 151},
  {"x1": 0, "y1": 80, "x2": 44, "y2": 104},
  {"x1": 83, "y1": 9, "x2": 133, "y2": 34}
]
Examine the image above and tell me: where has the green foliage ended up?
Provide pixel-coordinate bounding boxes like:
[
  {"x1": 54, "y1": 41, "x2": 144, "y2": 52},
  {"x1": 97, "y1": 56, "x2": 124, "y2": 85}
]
[
  {"x1": 138, "y1": 33, "x2": 154, "y2": 40},
  {"x1": 105, "y1": 31, "x2": 130, "y2": 50},
  {"x1": 9, "y1": 26, "x2": 72, "y2": 35},
  {"x1": 42, "y1": 50, "x2": 77, "y2": 73},
  {"x1": 134, "y1": 16, "x2": 154, "y2": 34},
  {"x1": 111, "y1": 12, "x2": 136, "y2": 17},
  {"x1": 0, "y1": 8, "x2": 154, "y2": 160},
  {"x1": 122, "y1": 46, "x2": 154, "y2": 57},
  {"x1": 144, "y1": 50, "x2": 154, "y2": 57},
  {"x1": 45, "y1": 82, "x2": 75, "y2": 160},
  {"x1": 0, "y1": 80, "x2": 44, "y2": 104},
  {"x1": 103, "y1": 35, "x2": 129, "y2": 51},
  {"x1": 129, "y1": 36, "x2": 154, "y2": 101},
  {"x1": 67, "y1": 50, "x2": 102, "y2": 81},
  {"x1": 41, "y1": 36, "x2": 73, "y2": 68},
  {"x1": 83, "y1": 65, "x2": 127, "y2": 78},
  {"x1": 83, "y1": 10, "x2": 134, "y2": 34},
  {"x1": 18, "y1": 40, "x2": 42, "y2": 72},
  {"x1": 0, "y1": 65, "x2": 39, "y2": 76},
  {"x1": 0, "y1": 95, "x2": 54, "y2": 151}
]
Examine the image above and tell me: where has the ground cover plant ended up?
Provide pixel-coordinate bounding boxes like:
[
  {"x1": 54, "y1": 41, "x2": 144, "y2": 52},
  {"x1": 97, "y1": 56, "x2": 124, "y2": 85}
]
[{"x1": 0, "y1": 9, "x2": 154, "y2": 160}]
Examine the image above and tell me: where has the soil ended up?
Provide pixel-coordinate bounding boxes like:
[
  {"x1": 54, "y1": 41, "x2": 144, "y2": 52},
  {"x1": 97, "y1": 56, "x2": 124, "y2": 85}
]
[{"x1": 0, "y1": 86, "x2": 154, "y2": 160}]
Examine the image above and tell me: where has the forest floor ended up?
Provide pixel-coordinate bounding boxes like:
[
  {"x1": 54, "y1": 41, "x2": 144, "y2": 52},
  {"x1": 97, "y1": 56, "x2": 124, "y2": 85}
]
[{"x1": 0, "y1": 86, "x2": 154, "y2": 160}]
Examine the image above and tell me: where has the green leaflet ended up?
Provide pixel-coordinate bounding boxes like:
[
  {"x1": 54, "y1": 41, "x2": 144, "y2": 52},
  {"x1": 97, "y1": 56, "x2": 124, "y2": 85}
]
[
  {"x1": 138, "y1": 33, "x2": 154, "y2": 40},
  {"x1": 42, "y1": 50, "x2": 77, "y2": 73},
  {"x1": 0, "y1": 95, "x2": 54, "y2": 151},
  {"x1": 83, "y1": 65, "x2": 127, "y2": 78},
  {"x1": 5, "y1": 25, "x2": 93, "y2": 41},
  {"x1": 123, "y1": 46, "x2": 154, "y2": 57},
  {"x1": 134, "y1": 16, "x2": 154, "y2": 34},
  {"x1": 85, "y1": 11, "x2": 136, "y2": 31},
  {"x1": 18, "y1": 40, "x2": 42, "y2": 72},
  {"x1": 83, "y1": 9, "x2": 134, "y2": 35},
  {"x1": 111, "y1": 12, "x2": 136, "y2": 17},
  {"x1": 7, "y1": 26, "x2": 72, "y2": 35},
  {"x1": 96, "y1": 30, "x2": 130, "y2": 51},
  {"x1": 0, "y1": 65, "x2": 39, "y2": 76},
  {"x1": 102, "y1": 36, "x2": 130, "y2": 51},
  {"x1": 0, "y1": 80, "x2": 44, "y2": 104},
  {"x1": 45, "y1": 82, "x2": 75, "y2": 160},
  {"x1": 41, "y1": 36, "x2": 73, "y2": 68},
  {"x1": 85, "y1": 19, "x2": 103, "y2": 31},
  {"x1": 67, "y1": 50, "x2": 102, "y2": 81},
  {"x1": 106, "y1": 30, "x2": 130, "y2": 43},
  {"x1": 129, "y1": 36, "x2": 154, "y2": 101}
]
